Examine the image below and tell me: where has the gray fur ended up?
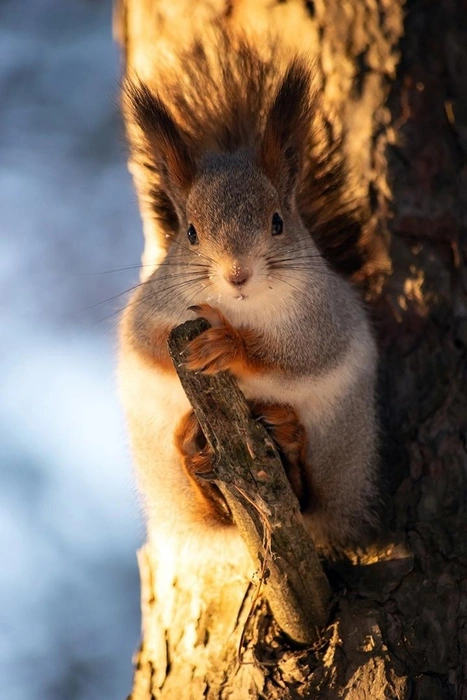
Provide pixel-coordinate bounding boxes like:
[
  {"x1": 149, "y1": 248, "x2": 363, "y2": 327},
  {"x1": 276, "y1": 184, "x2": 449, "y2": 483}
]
[{"x1": 120, "y1": 33, "x2": 380, "y2": 554}]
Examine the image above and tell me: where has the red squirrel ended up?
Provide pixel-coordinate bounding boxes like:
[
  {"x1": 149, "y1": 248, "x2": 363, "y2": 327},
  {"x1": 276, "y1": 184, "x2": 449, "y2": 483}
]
[{"x1": 118, "y1": 30, "x2": 378, "y2": 557}]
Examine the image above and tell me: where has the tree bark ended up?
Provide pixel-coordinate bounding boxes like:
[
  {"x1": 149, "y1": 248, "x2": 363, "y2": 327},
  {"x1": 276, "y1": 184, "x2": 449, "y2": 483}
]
[
  {"x1": 116, "y1": 1, "x2": 467, "y2": 698},
  {"x1": 167, "y1": 319, "x2": 330, "y2": 644}
]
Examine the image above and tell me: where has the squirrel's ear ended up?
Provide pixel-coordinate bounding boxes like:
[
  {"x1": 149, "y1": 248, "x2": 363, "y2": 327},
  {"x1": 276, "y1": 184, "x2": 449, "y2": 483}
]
[
  {"x1": 259, "y1": 60, "x2": 312, "y2": 206},
  {"x1": 123, "y1": 78, "x2": 196, "y2": 201}
]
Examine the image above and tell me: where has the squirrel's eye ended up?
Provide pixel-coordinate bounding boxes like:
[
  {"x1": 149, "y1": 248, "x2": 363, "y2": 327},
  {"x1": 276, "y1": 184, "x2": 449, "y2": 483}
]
[
  {"x1": 187, "y1": 224, "x2": 198, "y2": 245},
  {"x1": 271, "y1": 212, "x2": 283, "y2": 236}
]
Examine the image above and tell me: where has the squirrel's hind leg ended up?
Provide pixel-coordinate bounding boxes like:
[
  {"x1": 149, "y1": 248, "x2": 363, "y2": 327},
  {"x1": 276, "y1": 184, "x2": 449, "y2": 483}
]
[
  {"x1": 175, "y1": 403, "x2": 312, "y2": 527},
  {"x1": 174, "y1": 411, "x2": 233, "y2": 526},
  {"x1": 250, "y1": 402, "x2": 311, "y2": 510}
]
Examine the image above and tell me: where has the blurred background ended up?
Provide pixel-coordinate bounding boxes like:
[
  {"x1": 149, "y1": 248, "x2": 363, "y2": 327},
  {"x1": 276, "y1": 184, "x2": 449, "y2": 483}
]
[{"x1": 0, "y1": 1, "x2": 143, "y2": 698}]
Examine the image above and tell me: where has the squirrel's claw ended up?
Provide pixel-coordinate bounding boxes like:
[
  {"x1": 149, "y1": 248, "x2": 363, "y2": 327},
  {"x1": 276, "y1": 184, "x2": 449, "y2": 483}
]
[
  {"x1": 195, "y1": 469, "x2": 218, "y2": 481},
  {"x1": 184, "y1": 324, "x2": 243, "y2": 375},
  {"x1": 188, "y1": 303, "x2": 226, "y2": 328}
]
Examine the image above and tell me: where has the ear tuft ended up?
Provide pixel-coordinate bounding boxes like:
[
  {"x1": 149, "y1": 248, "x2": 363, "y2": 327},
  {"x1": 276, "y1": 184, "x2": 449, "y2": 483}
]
[
  {"x1": 259, "y1": 59, "x2": 312, "y2": 204},
  {"x1": 123, "y1": 78, "x2": 196, "y2": 193}
]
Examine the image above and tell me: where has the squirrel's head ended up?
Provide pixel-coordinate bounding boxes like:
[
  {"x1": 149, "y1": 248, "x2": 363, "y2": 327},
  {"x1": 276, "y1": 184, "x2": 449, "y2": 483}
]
[
  {"x1": 184, "y1": 151, "x2": 296, "y2": 305},
  {"x1": 124, "y1": 60, "x2": 326, "y2": 312}
]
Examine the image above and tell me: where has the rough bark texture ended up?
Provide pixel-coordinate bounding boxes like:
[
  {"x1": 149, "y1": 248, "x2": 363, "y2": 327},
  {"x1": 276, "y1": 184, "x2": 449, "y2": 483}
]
[
  {"x1": 167, "y1": 318, "x2": 330, "y2": 644},
  {"x1": 117, "y1": 1, "x2": 467, "y2": 698}
]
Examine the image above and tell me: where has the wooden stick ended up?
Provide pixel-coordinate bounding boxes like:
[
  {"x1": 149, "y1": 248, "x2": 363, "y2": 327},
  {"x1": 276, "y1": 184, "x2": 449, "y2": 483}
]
[{"x1": 168, "y1": 318, "x2": 330, "y2": 644}]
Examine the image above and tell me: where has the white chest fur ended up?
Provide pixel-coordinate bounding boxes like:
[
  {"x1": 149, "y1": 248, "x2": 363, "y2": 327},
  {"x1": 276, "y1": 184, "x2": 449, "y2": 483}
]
[{"x1": 239, "y1": 334, "x2": 375, "y2": 432}]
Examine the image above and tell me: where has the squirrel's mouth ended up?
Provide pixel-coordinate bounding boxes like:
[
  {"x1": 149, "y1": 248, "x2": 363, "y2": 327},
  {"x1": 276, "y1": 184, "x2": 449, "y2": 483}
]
[{"x1": 234, "y1": 293, "x2": 247, "y2": 301}]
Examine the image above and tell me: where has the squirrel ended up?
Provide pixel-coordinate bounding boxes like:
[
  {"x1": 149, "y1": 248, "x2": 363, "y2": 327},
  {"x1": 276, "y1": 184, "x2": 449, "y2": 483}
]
[{"x1": 118, "y1": 29, "x2": 379, "y2": 557}]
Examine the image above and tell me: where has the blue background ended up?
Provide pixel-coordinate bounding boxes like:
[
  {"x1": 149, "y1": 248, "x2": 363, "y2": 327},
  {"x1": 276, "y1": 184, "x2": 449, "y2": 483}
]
[{"x1": 1, "y1": 1, "x2": 143, "y2": 697}]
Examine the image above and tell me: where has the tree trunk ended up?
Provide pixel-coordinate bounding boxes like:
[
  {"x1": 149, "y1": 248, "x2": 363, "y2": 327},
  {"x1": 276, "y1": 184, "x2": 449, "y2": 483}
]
[{"x1": 116, "y1": 1, "x2": 467, "y2": 698}]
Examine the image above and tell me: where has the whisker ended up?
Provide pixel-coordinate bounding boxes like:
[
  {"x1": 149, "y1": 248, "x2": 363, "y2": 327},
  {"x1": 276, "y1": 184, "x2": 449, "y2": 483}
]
[
  {"x1": 268, "y1": 263, "x2": 335, "y2": 279},
  {"x1": 165, "y1": 236, "x2": 215, "y2": 264},
  {"x1": 81, "y1": 278, "x2": 153, "y2": 312},
  {"x1": 151, "y1": 259, "x2": 210, "y2": 269},
  {"x1": 138, "y1": 277, "x2": 209, "y2": 311},
  {"x1": 268, "y1": 262, "x2": 330, "y2": 271},
  {"x1": 144, "y1": 271, "x2": 210, "y2": 283},
  {"x1": 94, "y1": 276, "x2": 210, "y2": 325},
  {"x1": 268, "y1": 274, "x2": 310, "y2": 297},
  {"x1": 76, "y1": 257, "x2": 209, "y2": 275},
  {"x1": 267, "y1": 254, "x2": 328, "y2": 263},
  {"x1": 265, "y1": 250, "x2": 328, "y2": 260},
  {"x1": 77, "y1": 265, "x2": 147, "y2": 276},
  {"x1": 80, "y1": 269, "x2": 211, "y2": 314},
  {"x1": 131, "y1": 276, "x2": 212, "y2": 338}
]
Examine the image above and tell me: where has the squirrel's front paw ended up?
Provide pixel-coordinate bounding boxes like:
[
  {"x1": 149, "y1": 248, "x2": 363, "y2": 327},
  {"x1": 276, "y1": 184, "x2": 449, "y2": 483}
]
[{"x1": 185, "y1": 304, "x2": 245, "y2": 374}]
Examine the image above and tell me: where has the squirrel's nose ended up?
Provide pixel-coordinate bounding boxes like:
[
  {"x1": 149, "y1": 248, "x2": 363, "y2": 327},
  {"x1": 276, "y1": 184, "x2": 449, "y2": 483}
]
[{"x1": 225, "y1": 266, "x2": 251, "y2": 287}]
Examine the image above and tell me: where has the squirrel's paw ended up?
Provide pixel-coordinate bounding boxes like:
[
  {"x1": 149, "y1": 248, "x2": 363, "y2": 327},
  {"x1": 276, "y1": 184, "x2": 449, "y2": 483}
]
[
  {"x1": 185, "y1": 305, "x2": 245, "y2": 374},
  {"x1": 174, "y1": 411, "x2": 231, "y2": 524},
  {"x1": 188, "y1": 303, "x2": 226, "y2": 328},
  {"x1": 250, "y1": 401, "x2": 310, "y2": 509}
]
